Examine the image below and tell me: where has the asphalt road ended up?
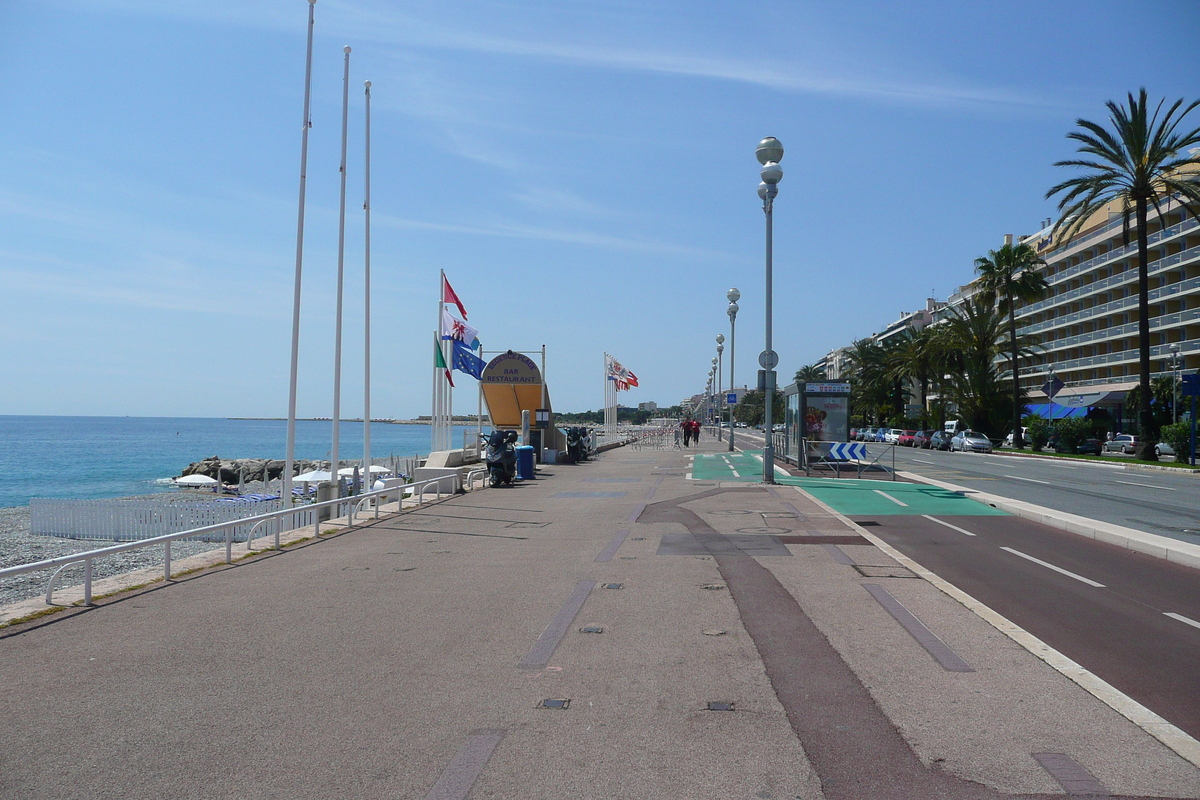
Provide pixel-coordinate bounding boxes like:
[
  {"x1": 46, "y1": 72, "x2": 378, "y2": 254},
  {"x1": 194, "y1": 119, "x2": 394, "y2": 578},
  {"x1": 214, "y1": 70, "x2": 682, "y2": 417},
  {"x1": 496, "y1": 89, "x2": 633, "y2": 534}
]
[{"x1": 864, "y1": 444, "x2": 1200, "y2": 546}]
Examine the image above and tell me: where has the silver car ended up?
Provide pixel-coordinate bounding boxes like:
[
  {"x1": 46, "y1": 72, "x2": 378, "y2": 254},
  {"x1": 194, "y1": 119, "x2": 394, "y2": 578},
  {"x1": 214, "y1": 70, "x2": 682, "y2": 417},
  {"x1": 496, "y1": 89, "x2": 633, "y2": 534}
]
[{"x1": 951, "y1": 430, "x2": 993, "y2": 452}]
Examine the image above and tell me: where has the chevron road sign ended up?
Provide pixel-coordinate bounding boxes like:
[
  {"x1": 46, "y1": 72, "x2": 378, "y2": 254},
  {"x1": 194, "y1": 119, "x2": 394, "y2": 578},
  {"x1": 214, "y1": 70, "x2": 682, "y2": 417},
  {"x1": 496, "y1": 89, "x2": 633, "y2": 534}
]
[{"x1": 827, "y1": 442, "x2": 867, "y2": 460}]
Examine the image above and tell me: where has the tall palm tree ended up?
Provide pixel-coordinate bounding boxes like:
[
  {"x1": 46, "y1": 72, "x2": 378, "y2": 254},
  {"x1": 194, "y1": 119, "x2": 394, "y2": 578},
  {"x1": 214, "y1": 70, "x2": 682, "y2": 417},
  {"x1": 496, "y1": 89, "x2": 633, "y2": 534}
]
[
  {"x1": 844, "y1": 338, "x2": 887, "y2": 425},
  {"x1": 885, "y1": 327, "x2": 938, "y2": 427},
  {"x1": 1046, "y1": 88, "x2": 1200, "y2": 459},
  {"x1": 975, "y1": 243, "x2": 1048, "y2": 448},
  {"x1": 794, "y1": 364, "x2": 826, "y2": 384}
]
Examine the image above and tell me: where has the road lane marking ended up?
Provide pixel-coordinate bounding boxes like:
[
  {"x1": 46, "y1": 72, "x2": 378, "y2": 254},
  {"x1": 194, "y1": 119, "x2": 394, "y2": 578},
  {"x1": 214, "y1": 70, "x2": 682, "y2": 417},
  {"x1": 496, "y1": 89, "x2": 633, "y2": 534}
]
[
  {"x1": 730, "y1": 469, "x2": 742, "y2": 477},
  {"x1": 873, "y1": 489, "x2": 908, "y2": 507},
  {"x1": 1165, "y1": 612, "x2": 1200, "y2": 630},
  {"x1": 912, "y1": 459, "x2": 935, "y2": 464},
  {"x1": 1114, "y1": 480, "x2": 1177, "y2": 491},
  {"x1": 921, "y1": 515, "x2": 976, "y2": 536},
  {"x1": 999, "y1": 547, "x2": 1105, "y2": 587},
  {"x1": 1004, "y1": 474, "x2": 1052, "y2": 485}
]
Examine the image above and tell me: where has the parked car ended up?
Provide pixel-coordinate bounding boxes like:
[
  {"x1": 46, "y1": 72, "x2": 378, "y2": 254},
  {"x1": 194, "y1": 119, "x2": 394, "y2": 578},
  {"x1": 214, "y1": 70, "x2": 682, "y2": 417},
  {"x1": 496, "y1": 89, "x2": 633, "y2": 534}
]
[
  {"x1": 897, "y1": 430, "x2": 917, "y2": 446},
  {"x1": 1102, "y1": 434, "x2": 1138, "y2": 454},
  {"x1": 912, "y1": 430, "x2": 933, "y2": 449},
  {"x1": 951, "y1": 430, "x2": 993, "y2": 452},
  {"x1": 929, "y1": 430, "x2": 952, "y2": 450},
  {"x1": 875, "y1": 428, "x2": 890, "y2": 442},
  {"x1": 1073, "y1": 438, "x2": 1104, "y2": 455},
  {"x1": 1155, "y1": 441, "x2": 1199, "y2": 458},
  {"x1": 849, "y1": 427, "x2": 859, "y2": 441},
  {"x1": 1003, "y1": 427, "x2": 1030, "y2": 448},
  {"x1": 882, "y1": 428, "x2": 901, "y2": 444}
]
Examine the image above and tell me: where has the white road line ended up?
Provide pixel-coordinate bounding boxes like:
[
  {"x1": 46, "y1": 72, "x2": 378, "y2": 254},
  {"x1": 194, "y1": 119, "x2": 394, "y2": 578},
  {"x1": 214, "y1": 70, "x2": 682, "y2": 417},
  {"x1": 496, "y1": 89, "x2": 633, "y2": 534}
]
[
  {"x1": 912, "y1": 458, "x2": 935, "y2": 464},
  {"x1": 921, "y1": 515, "x2": 976, "y2": 536},
  {"x1": 730, "y1": 469, "x2": 742, "y2": 478},
  {"x1": 685, "y1": 472, "x2": 693, "y2": 480},
  {"x1": 1165, "y1": 612, "x2": 1200, "y2": 630},
  {"x1": 1004, "y1": 474, "x2": 1052, "y2": 485},
  {"x1": 1114, "y1": 480, "x2": 1177, "y2": 491},
  {"x1": 1000, "y1": 547, "x2": 1106, "y2": 587},
  {"x1": 873, "y1": 489, "x2": 909, "y2": 507}
]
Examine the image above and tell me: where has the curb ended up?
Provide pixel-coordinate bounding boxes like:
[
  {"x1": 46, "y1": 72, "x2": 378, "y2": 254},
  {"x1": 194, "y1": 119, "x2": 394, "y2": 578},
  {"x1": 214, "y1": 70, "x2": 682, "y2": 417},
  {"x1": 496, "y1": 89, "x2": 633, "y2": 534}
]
[
  {"x1": 782, "y1": 483, "x2": 1200, "y2": 771},
  {"x1": 988, "y1": 448, "x2": 1200, "y2": 474},
  {"x1": 897, "y1": 470, "x2": 1200, "y2": 571}
]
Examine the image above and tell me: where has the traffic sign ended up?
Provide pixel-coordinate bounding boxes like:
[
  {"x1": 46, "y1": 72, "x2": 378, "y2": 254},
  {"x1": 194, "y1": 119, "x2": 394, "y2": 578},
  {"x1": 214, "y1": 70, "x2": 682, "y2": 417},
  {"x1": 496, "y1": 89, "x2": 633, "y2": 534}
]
[
  {"x1": 758, "y1": 350, "x2": 779, "y2": 370},
  {"x1": 827, "y1": 442, "x2": 867, "y2": 461},
  {"x1": 1183, "y1": 374, "x2": 1200, "y2": 397},
  {"x1": 726, "y1": 393, "x2": 737, "y2": 404}
]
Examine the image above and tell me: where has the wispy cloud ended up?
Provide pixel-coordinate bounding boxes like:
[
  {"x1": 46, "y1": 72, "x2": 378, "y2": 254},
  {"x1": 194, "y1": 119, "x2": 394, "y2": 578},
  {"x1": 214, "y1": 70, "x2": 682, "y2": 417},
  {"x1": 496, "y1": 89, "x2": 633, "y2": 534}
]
[{"x1": 373, "y1": 210, "x2": 722, "y2": 260}]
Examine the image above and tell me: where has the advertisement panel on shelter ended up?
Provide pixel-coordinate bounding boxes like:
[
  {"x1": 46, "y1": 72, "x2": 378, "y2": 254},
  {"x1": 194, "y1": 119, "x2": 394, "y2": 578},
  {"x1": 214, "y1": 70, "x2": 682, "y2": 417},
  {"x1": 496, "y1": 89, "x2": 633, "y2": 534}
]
[{"x1": 802, "y1": 382, "x2": 850, "y2": 443}]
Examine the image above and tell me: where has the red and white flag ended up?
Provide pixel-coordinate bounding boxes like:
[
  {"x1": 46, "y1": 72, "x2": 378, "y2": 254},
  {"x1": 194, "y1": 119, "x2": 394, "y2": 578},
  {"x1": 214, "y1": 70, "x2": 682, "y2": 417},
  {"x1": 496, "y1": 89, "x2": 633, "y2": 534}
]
[
  {"x1": 606, "y1": 355, "x2": 639, "y2": 391},
  {"x1": 442, "y1": 274, "x2": 468, "y2": 320}
]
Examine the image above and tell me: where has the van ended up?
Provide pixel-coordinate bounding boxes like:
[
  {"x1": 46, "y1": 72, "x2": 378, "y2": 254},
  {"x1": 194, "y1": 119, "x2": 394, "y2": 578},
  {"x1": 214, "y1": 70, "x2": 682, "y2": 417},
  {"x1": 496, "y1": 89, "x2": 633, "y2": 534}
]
[{"x1": 944, "y1": 420, "x2": 960, "y2": 435}]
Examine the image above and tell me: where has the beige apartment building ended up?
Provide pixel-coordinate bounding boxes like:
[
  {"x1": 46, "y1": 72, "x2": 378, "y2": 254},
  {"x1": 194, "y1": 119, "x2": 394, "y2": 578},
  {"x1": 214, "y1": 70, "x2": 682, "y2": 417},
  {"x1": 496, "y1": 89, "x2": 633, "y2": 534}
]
[
  {"x1": 1013, "y1": 190, "x2": 1198, "y2": 425},
  {"x1": 822, "y1": 186, "x2": 1198, "y2": 430}
]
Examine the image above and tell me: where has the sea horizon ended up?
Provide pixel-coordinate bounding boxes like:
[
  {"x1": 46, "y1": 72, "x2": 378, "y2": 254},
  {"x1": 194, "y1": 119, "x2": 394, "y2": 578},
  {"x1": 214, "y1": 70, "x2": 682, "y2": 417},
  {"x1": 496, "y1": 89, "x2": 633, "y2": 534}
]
[{"x1": 0, "y1": 416, "x2": 479, "y2": 509}]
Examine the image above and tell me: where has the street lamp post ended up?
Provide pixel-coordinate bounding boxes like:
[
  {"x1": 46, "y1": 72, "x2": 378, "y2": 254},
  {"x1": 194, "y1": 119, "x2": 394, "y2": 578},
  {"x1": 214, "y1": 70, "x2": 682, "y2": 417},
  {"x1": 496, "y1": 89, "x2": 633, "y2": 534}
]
[
  {"x1": 717, "y1": 338, "x2": 725, "y2": 441},
  {"x1": 1171, "y1": 344, "x2": 1182, "y2": 424},
  {"x1": 756, "y1": 137, "x2": 783, "y2": 483},
  {"x1": 711, "y1": 357, "x2": 718, "y2": 428},
  {"x1": 728, "y1": 289, "x2": 739, "y2": 451}
]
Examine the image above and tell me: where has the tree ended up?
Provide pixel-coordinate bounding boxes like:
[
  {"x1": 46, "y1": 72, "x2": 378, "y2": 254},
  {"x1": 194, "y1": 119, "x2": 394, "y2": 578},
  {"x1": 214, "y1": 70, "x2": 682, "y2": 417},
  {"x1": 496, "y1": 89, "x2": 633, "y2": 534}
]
[
  {"x1": 884, "y1": 327, "x2": 937, "y2": 428},
  {"x1": 974, "y1": 243, "x2": 1048, "y2": 448},
  {"x1": 794, "y1": 364, "x2": 826, "y2": 384},
  {"x1": 1046, "y1": 88, "x2": 1200, "y2": 459},
  {"x1": 733, "y1": 390, "x2": 785, "y2": 427}
]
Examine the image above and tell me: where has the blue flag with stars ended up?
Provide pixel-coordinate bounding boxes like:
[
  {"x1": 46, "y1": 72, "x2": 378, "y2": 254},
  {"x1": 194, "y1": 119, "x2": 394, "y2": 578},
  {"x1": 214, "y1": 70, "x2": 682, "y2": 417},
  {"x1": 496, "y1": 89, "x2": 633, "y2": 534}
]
[{"x1": 452, "y1": 338, "x2": 485, "y2": 380}]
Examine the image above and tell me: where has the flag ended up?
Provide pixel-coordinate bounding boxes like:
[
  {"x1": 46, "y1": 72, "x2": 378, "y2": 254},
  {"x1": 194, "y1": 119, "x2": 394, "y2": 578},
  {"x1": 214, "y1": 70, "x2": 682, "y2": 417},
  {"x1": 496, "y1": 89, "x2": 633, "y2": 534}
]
[
  {"x1": 606, "y1": 355, "x2": 638, "y2": 391},
  {"x1": 434, "y1": 336, "x2": 454, "y2": 387},
  {"x1": 441, "y1": 307, "x2": 480, "y2": 350},
  {"x1": 442, "y1": 274, "x2": 468, "y2": 320},
  {"x1": 452, "y1": 339, "x2": 485, "y2": 380}
]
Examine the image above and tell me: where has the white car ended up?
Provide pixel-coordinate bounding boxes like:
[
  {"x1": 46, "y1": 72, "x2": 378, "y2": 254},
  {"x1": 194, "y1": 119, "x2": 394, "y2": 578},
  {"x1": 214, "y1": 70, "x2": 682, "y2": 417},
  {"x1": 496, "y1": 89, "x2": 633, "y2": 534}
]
[
  {"x1": 951, "y1": 430, "x2": 993, "y2": 452},
  {"x1": 883, "y1": 428, "x2": 903, "y2": 444}
]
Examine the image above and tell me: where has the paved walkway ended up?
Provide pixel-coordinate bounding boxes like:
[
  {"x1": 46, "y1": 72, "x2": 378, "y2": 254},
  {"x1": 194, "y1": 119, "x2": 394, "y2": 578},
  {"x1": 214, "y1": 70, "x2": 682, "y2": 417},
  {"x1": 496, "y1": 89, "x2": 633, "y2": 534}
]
[{"x1": 2, "y1": 437, "x2": 1198, "y2": 799}]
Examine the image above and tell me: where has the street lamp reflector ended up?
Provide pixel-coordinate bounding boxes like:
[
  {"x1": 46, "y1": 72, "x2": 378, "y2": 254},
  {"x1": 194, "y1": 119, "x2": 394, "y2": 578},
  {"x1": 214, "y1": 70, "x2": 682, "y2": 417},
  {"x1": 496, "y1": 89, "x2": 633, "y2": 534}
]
[
  {"x1": 717, "y1": 334, "x2": 725, "y2": 344},
  {"x1": 727, "y1": 301, "x2": 739, "y2": 318},
  {"x1": 756, "y1": 137, "x2": 783, "y2": 166},
  {"x1": 760, "y1": 162, "x2": 783, "y2": 185}
]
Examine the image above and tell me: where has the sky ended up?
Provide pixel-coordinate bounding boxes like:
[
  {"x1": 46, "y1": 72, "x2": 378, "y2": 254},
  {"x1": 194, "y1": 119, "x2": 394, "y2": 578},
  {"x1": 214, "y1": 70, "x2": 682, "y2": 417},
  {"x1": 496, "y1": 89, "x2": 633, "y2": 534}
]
[{"x1": 2, "y1": 0, "x2": 1198, "y2": 419}]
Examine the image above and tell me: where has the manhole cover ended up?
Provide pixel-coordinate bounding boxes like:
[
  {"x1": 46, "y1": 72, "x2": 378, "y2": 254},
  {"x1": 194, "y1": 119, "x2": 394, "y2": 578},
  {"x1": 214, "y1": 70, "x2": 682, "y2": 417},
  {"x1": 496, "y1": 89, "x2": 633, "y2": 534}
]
[
  {"x1": 854, "y1": 565, "x2": 918, "y2": 579},
  {"x1": 706, "y1": 701, "x2": 735, "y2": 711},
  {"x1": 736, "y1": 526, "x2": 791, "y2": 534},
  {"x1": 707, "y1": 510, "x2": 752, "y2": 515},
  {"x1": 539, "y1": 698, "x2": 570, "y2": 709}
]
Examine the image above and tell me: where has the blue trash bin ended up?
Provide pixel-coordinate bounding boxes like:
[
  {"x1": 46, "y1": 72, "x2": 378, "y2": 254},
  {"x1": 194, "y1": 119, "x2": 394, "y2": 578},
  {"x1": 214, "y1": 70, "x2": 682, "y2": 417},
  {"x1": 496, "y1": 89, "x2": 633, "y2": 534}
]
[{"x1": 516, "y1": 445, "x2": 536, "y2": 480}]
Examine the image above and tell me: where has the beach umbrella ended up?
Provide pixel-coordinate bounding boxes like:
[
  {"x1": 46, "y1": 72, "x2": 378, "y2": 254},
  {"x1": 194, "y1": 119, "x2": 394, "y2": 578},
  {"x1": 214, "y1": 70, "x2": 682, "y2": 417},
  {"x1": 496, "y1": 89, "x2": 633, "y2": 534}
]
[
  {"x1": 175, "y1": 474, "x2": 218, "y2": 487},
  {"x1": 294, "y1": 470, "x2": 332, "y2": 483}
]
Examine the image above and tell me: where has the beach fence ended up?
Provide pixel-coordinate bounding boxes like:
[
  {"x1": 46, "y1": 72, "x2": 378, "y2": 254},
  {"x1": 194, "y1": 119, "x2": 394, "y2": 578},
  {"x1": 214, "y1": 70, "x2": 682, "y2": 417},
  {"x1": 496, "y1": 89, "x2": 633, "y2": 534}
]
[{"x1": 30, "y1": 497, "x2": 288, "y2": 543}]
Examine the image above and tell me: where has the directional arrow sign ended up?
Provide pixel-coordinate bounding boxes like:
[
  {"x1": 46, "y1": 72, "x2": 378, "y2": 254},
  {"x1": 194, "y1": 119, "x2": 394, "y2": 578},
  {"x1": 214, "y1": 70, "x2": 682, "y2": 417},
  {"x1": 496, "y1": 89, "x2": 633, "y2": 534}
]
[
  {"x1": 758, "y1": 350, "x2": 779, "y2": 370},
  {"x1": 827, "y1": 442, "x2": 867, "y2": 461}
]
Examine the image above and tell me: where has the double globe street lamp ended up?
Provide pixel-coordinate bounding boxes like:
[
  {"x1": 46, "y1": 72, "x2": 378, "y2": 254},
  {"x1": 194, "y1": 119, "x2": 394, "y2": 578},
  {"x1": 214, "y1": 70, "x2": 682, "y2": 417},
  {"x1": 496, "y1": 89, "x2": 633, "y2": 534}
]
[
  {"x1": 727, "y1": 288, "x2": 739, "y2": 451},
  {"x1": 756, "y1": 137, "x2": 783, "y2": 483},
  {"x1": 716, "y1": 335, "x2": 725, "y2": 441}
]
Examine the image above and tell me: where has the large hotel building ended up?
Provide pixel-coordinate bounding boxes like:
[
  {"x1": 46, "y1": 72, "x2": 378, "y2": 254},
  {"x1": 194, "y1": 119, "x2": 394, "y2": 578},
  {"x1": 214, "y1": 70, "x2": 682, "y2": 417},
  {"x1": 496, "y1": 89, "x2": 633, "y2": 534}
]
[{"x1": 822, "y1": 188, "x2": 1199, "y2": 429}]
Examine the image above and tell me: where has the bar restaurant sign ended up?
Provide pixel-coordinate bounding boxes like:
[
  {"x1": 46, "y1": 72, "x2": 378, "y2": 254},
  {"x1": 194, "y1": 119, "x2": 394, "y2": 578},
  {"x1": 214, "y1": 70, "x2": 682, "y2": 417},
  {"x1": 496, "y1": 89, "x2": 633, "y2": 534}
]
[{"x1": 482, "y1": 351, "x2": 542, "y2": 385}]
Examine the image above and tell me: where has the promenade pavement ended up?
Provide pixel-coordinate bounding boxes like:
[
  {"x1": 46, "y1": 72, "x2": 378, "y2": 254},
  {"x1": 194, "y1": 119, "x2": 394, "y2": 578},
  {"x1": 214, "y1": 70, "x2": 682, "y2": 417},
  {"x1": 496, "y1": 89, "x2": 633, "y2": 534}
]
[{"x1": 2, "y1": 435, "x2": 1199, "y2": 799}]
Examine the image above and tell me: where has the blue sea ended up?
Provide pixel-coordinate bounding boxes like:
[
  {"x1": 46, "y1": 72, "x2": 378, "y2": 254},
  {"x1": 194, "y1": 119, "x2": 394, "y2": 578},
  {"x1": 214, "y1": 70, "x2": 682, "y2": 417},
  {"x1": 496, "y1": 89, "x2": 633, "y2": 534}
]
[{"x1": 0, "y1": 416, "x2": 478, "y2": 508}]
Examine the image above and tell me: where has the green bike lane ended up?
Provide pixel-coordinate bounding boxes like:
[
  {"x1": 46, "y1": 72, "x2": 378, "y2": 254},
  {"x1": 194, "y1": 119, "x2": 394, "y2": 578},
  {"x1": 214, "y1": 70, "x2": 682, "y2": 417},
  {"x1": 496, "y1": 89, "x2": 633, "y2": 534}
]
[
  {"x1": 689, "y1": 448, "x2": 1200, "y2": 744},
  {"x1": 689, "y1": 451, "x2": 1007, "y2": 517}
]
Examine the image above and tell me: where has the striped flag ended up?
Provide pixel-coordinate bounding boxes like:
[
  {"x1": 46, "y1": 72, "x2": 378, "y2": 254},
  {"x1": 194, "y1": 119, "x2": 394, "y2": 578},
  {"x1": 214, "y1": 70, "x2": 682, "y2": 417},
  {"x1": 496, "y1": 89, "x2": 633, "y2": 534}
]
[{"x1": 434, "y1": 336, "x2": 454, "y2": 387}]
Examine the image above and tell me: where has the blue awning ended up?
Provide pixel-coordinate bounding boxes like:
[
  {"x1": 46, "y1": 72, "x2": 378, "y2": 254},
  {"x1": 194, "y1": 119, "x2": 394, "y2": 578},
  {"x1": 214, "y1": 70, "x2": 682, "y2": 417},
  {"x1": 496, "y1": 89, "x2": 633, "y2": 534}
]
[{"x1": 1025, "y1": 403, "x2": 1087, "y2": 418}]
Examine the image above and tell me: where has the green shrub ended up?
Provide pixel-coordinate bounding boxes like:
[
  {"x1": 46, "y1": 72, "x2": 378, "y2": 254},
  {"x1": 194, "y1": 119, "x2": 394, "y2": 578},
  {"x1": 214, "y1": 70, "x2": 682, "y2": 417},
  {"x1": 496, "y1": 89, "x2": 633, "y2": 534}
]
[
  {"x1": 1161, "y1": 422, "x2": 1194, "y2": 463},
  {"x1": 1054, "y1": 417, "x2": 1093, "y2": 453},
  {"x1": 1027, "y1": 416, "x2": 1048, "y2": 452}
]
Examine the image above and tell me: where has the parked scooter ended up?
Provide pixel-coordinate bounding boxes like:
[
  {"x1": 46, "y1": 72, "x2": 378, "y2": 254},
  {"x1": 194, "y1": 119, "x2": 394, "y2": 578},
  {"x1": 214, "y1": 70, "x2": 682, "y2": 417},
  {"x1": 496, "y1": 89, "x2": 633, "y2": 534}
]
[
  {"x1": 566, "y1": 427, "x2": 586, "y2": 463},
  {"x1": 481, "y1": 430, "x2": 519, "y2": 487}
]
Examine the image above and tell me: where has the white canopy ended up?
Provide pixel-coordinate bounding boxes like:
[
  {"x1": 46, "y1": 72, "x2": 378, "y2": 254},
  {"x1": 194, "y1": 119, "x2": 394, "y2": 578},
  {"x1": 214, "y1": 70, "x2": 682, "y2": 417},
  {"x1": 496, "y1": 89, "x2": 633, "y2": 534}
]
[
  {"x1": 338, "y1": 465, "x2": 391, "y2": 477},
  {"x1": 294, "y1": 470, "x2": 332, "y2": 483},
  {"x1": 175, "y1": 474, "x2": 218, "y2": 487}
]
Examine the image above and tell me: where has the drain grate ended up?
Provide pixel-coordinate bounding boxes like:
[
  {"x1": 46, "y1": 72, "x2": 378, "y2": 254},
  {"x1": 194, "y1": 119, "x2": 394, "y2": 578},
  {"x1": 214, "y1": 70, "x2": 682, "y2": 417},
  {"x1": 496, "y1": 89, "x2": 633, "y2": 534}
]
[
  {"x1": 539, "y1": 698, "x2": 570, "y2": 709},
  {"x1": 703, "y1": 629, "x2": 727, "y2": 636},
  {"x1": 579, "y1": 626, "x2": 604, "y2": 634},
  {"x1": 702, "y1": 584, "x2": 727, "y2": 591},
  {"x1": 706, "y1": 701, "x2": 735, "y2": 711},
  {"x1": 707, "y1": 509, "x2": 753, "y2": 515},
  {"x1": 854, "y1": 565, "x2": 918, "y2": 579},
  {"x1": 632, "y1": 537, "x2": 645, "y2": 541},
  {"x1": 603, "y1": 583, "x2": 623, "y2": 590},
  {"x1": 857, "y1": 520, "x2": 881, "y2": 527},
  {"x1": 506, "y1": 521, "x2": 550, "y2": 529}
]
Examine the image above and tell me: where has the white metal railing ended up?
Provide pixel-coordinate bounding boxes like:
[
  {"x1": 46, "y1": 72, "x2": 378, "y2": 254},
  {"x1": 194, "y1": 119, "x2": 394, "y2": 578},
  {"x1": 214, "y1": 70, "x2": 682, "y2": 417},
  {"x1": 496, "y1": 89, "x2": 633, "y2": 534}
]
[
  {"x1": 1, "y1": 474, "x2": 472, "y2": 608},
  {"x1": 30, "y1": 497, "x2": 288, "y2": 542}
]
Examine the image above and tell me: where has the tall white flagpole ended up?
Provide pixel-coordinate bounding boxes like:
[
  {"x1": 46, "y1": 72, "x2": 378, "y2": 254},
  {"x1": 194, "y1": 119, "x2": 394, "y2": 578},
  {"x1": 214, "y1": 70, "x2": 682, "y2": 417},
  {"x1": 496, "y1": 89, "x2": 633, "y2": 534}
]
[
  {"x1": 362, "y1": 79, "x2": 372, "y2": 485},
  {"x1": 435, "y1": 270, "x2": 445, "y2": 452},
  {"x1": 285, "y1": 0, "x2": 317, "y2": 506},
  {"x1": 330, "y1": 45, "x2": 351, "y2": 496}
]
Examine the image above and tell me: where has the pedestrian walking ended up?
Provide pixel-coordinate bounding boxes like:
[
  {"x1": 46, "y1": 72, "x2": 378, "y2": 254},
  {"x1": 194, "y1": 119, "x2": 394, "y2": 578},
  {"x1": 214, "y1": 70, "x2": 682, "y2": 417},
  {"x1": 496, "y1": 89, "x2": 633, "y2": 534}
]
[{"x1": 681, "y1": 418, "x2": 692, "y2": 447}]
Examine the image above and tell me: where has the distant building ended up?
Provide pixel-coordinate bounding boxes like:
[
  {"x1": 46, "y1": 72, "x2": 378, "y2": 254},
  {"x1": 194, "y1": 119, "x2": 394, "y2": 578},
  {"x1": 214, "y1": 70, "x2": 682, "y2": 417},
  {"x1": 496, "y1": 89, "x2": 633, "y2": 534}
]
[{"x1": 637, "y1": 401, "x2": 658, "y2": 411}]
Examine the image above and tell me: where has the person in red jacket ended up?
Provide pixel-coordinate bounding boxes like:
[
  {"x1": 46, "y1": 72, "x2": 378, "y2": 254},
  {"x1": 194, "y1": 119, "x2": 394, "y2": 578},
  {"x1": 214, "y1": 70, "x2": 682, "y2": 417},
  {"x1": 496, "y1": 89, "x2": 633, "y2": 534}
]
[
  {"x1": 681, "y1": 418, "x2": 693, "y2": 447},
  {"x1": 690, "y1": 418, "x2": 702, "y2": 442}
]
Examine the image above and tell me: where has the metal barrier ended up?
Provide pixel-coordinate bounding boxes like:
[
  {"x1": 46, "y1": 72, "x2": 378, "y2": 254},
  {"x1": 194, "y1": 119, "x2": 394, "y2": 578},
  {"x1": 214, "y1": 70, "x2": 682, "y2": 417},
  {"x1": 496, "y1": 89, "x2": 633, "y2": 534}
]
[
  {"x1": 465, "y1": 468, "x2": 487, "y2": 490},
  {"x1": 1, "y1": 473, "x2": 473, "y2": 608}
]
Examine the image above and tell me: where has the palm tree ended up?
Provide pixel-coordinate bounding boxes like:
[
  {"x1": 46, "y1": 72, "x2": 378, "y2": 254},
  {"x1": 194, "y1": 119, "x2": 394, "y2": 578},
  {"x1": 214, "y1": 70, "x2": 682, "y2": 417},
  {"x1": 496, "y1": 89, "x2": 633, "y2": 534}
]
[
  {"x1": 1046, "y1": 88, "x2": 1200, "y2": 458},
  {"x1": 844, "y1": 338, "x2": 887, "y2": 425},
  {"x1": 794, "y1": 364, "x2": 826, "y2": 384},
  {"x1": 885, "y1": 327, "x2": 938, "y2": 427},
  {"x1": 975, "y1": 243, "x2": 1048, "y2": 448}
]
